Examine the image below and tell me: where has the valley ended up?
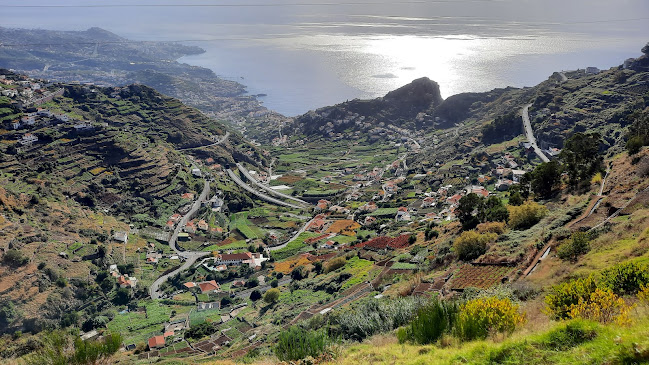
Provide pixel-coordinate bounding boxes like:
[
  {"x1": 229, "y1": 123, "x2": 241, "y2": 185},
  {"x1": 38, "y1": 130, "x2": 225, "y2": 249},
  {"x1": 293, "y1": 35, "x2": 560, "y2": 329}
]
[{"x1": 0, "y1": 30, "x2": 649, "y2": 365}]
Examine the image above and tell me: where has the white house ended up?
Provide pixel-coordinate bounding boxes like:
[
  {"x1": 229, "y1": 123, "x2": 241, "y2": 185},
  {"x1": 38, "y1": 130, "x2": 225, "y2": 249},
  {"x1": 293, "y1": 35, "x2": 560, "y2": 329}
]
[{"x1": 18, "y1": 133, "x2": 38, "y2": 146}]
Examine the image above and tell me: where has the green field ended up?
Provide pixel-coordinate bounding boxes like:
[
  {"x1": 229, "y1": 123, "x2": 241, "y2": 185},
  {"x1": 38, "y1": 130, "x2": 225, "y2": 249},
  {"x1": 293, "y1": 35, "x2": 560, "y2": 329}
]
[
  {"x1": 271, "y1": 232, "x2": 320, "y2": 261},
  {"x1": 373, "y1": 208, "x2": 398, "y2": 217}
]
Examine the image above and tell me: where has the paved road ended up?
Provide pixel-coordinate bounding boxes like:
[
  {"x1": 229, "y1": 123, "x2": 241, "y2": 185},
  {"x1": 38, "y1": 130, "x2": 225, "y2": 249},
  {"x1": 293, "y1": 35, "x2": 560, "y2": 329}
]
[
  {"x1": 227, "y1": 169, "x2": 304, "y2": 209},
  {"x1": 521, "y1": 104, "x2": 550, "y2": 163},
  {"x1": 267, "y1": 217, "x2": 316, "y2": 252},
  {"x1": 236, "y1": 163, "x2": 309, "y2": 207},
  {"x1": 177, "y1": 131, "x2": 230, "y2": 151},
  {"x1": 149, "y1": 179, "x2": 212, "y2": 299}
]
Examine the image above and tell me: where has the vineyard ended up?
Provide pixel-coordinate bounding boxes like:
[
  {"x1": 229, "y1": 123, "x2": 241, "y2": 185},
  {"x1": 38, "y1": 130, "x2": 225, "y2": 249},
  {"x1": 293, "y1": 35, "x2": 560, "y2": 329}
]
[{"x1": 449, "y1": 264, "x2": 514, "y2": 290}]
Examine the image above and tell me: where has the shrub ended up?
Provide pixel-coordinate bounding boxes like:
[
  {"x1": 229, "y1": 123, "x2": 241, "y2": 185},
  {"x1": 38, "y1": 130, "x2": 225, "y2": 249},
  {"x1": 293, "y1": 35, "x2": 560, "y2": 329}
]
[
  {"x1": 556, "y1": 232, "x2": 591, "y2": 262},
  {"x1": 264, "y1": 288, "x2": 280, "y2": 304},
  {"x1": 639, "y1": 285, "x2": 649, "y2": 304},
  {"x1": 455, "y1": 296, "x2": 525, "y2": 341},
  {"x1": 507, "y1": 201, "x2": 547, "y2": 230},
  {"x1": 3, "y1": 249, "x2": 29, "y2": 267},
  {"x1": 545, "y1": 276, "x2": 597, "y2": 320},
  {"x1": 453, "y1": 231, "x2": 497, "y2": 261},
  {"x1": 627, "y1": 135, "x2": 645, "y2": 155},
  {"x1": 537, "y1": 319, "x2": 598, "y2": 351},
  {"x1": 25, "y1": 330, "x2": 122, "y2": 365},
  {"x1": 185, "y1": 322, "x2": 217, "y2": 340},
  {"x1": 567, "y1": 288, "x2": 634, "y2": 326},
  {"x1": 324, "y1": 256, "x2": 346, "y2": 273},
  {"x1": 599, "y1": 262, "x2": 649, "y2": 295},
  {"x1": 326, "y1": 296, "x2": 427, "y2": 341},
  {"x1": 275, "y1": 326, "x2": 329, "y2": 361},
  {"x1": 476, "y1": 222, "x2": 506, "y2": 235},
  {"x1": 399, "y1": 297, "x2": 458, "y2": 344},
  {"x1": 249, "y1": 289, "x2": 262, "y2": 301}
]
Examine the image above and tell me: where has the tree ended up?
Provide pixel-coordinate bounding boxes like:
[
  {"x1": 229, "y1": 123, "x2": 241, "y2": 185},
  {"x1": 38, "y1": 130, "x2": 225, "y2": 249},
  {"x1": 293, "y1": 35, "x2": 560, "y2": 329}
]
[
  {"x1": 0, "y1": 301, "x2": 18, "y2": 329},
  {"x1": 313, "y1": 261, "x2": 323, "y2": 275},
  {"x1": 453, "y1": 231, "x2": 497, "y2": 261},
  {"x1": 264, "y1": 288, "x2": 280, "y2": 304},
  {"x1": 456, "y1": 193, "x2": 483, "y2": 230},
  {"x1": 249, "y1": 289, "x2": 262, "y2": 301},
  {"x1": 291, "y1": 266, "x2": 305, "y2": 281},
  {"x1": 559, "y1": 132, "x2": 603, "y2": 189},
  {"x1": 507, "y1": 201, "x2": 548, "y2": 230},
  {"x1": 246, "y1": 277, "x2": 259, "y2": 288},
  {"x1": 113, "y1": 288, "x2": 131, "y2": 305},
  {"x1": 531, "y1": 160, "x2": 562, "y2": 199},
  {"x1": 3, "y1": 249, "x2": 29, "y2": 267},
  {"x1": 556, "y1": 232, "x2": 590, "y2": 262},
  {"x1": 480, "y1": 196, "x2": 509, "y2": 222},
  {"x1": 626, "y1": 109, "x2": 649, "y2": 155}
]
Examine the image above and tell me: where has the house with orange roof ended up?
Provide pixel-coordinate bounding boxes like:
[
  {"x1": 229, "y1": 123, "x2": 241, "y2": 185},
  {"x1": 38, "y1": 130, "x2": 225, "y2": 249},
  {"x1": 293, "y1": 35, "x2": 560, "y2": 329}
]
[
  {"x1": 314, "y1": 199, "x2": 330, "y2": 212},
  {"x1": 117, "y1": 275, "x2": 137, "y2": 288},
  {"x1": 197, "y1": 219, "x2": 209, "y2": 231},
  {"x1": 446, "y1": 193, "x2": 463, "y2": 205},
  {"x1": 183, "y1": 282, "x2": 196, "y2": 289},
  {"x1": 307, "y1": 218, "x2": 327, "y2": 232},
  {"x1": 395, "y1": 207, "x2": 411, "y2": 221},
  {"x1": 197, "y1": 280, "x2": 220, "y2": 294},
  {"x1": 148, "y1": 335, "x2": 165, "y2": 349},
  {"x1": 184, "y1": 221, "x2": 196, "y2": 234},
  {"x1": 421, "y1": 196, "x2": 436, "y2": 208},
  {"x1": 469, "y1": 186, "x2": 489, "y2": 198},
  {"x1": 181, "y1": 192, "x2": 195, "y2": 200},
  {"x1": 169, "y1": 213, "x2": 182, "y2": 223}
]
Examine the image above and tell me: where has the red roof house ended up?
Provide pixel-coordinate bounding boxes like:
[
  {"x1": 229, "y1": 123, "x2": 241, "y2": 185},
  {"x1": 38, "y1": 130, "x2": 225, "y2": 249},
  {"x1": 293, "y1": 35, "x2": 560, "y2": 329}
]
[{"x1": 148, "y1": 335, "x2": 165, "y2": 349}]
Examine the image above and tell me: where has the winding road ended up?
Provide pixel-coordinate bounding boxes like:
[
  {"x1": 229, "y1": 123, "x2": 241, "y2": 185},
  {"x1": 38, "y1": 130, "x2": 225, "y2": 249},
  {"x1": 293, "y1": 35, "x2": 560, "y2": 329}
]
[
  {"x1": 149, "y1": 179, "x2": 212, "y2": 299},
  {"x1": 236, "y1": 163, "x2": 309, "y2": 207},
  {"x1": 267, "y1": 217, "x2": 316, "y2": 252},
  {"x1": 227, "y1": 168, "x2": 304, "y2": 209},
  {"x1": 177, "y1": 131, "x2": 230, "y2": 151},
  {"x1": 521, "y1": 104, "x2": 550, "y2": 163}
]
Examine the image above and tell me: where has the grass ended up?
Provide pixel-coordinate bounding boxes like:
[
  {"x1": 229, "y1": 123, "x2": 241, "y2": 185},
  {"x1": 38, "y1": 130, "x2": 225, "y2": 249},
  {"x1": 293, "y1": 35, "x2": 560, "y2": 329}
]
[
  {"x1": 340, "y1": 257, "x2": 374, "y2": 290},
  {"x1": 390, "y1": 262, "x2": 417, "y2": 270},
  {"x1": 106, "y1": 301, "x2": 172, "y2": 345},
  {"x1": 373, "y1": 208, "x2": 398, "y2": 217},
  {"x1": 334, "y1": 316, "x2": 649, "y2": 365},
  {"x1": 271, "y1": 232, "x2": 320, "y2": 261}
]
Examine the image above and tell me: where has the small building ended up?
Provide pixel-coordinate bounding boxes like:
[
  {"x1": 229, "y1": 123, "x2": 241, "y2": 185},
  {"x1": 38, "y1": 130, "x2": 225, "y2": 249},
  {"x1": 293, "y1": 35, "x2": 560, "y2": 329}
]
[
  {"x1": 421, "y1": 197, "x2": 436, "y2": 208},
  {"x1": 197, "y1": 220, "x2": 209, "y2": 231},
  {"x1": 191, "y1": 168, "x2": 202, "y2": 177},
  {"x1": 585, "y1": 66, "x2": 600, "y2": 75},
  {"x1": 364, "y1": 216, "x2": 377, "y2": 226},
  {"x1": 395, "y1": 207, "x2": 411, "y2": 221},
  {"x1": 148, "y1": 335, "x2": 165, "y2": 349},
  {"x1": 18, "y1": 133, "x2": 38, "y2": 146},
  {"x1": 113, "y1": 231, "x2": 128, "y2": 243},
  {"x1": 511, "y1": 170, "x2": 527, "y2": 183},
  {"x1": 184, "y1": 221, "x2": 196, "y2": 234},
  {"x1": 198, "y1": 280, "x2": 220, "y2": 294}
]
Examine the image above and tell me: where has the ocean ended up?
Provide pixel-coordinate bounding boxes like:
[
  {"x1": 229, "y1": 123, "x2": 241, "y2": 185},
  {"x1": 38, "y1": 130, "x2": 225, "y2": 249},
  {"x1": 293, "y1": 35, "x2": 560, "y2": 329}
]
[{"x1": 2, "y1": 0, "x2": 648, "y2": 116}]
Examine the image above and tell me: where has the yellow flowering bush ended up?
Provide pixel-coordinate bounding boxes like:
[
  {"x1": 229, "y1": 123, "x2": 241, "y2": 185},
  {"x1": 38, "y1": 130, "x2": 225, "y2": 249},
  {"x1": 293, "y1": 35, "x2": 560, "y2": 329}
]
[
  {"x1": 456, "y1": 296, "x2": 526, "y2": 341},
  {"x1": 567, "y1": 288, "x2": 634, "y2": 326},
  {"x1": 638, "y1": 285, "x2": 649, "y2": 304}
]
